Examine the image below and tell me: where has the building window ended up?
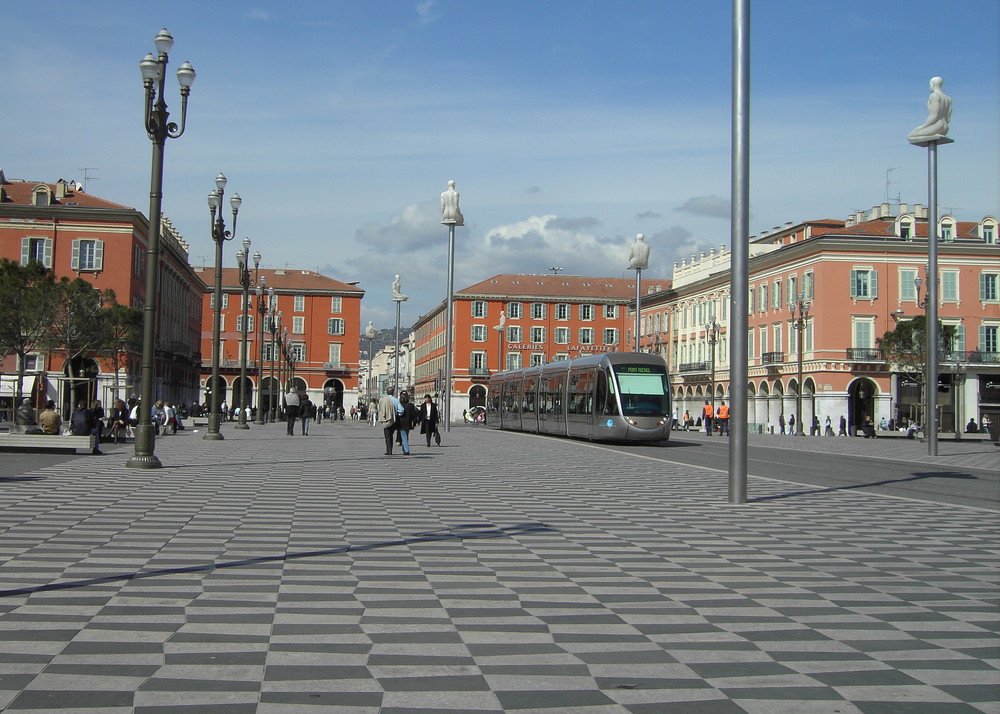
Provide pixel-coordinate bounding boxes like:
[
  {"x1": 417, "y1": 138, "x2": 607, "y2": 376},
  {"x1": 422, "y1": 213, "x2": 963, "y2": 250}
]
[
  {"x1": 900, "y1": 219, "x2": 914, "y2": 240},
  {"x1": 530, "y1": 353, "x2": 546, "y2": 366},
  {"x1": 291, "y1": 342, "x2": 306, "y2": 362},
  {"x1": 471, "y1": 351, "x2": 487, "y2": 373},
  {"x1": 579, "y1": 328, "x2": 594, "y2": 345},
  {"x1": 471, "y1": 300, "x2": 487, "y2": 318},
  {"x1": 328, "y1": 343, "x2": 342, "y2": 365},
  {"x1": 294, "y1": 295, "x2": 305, "y2": 312},
  {"x1": 748, "y1": 329, "x2": 755, "y2": 359},
  {"x1": 235, "y1": 315, "x2": 255, "y2": 333},
  {"x1": 980, "y1": 273, "x2": 999, "y2": 301},
  {"x1": 506, "y1": 352, "x2": 522, "y2": 370},
  {"x1": 579, "y1": 304, "x2": 594, "y2": 321},
  {"x1": 786, "y1": 276, "x2": 797, "y2": 306},
  {"x1": 328, "y1": 318, "x2": 345, "y2": 335},
  {"x1": 530, "y1": 302, "x2": 546, "y2": 320},
  {"x1": 554, "y1": 327, "x2": 570, "y2": 344},
  {"x1": 900, "y1": 268, "x2": 918, "y2": 302},
  {"x1": 33, "y1": 186, "x2": 51, "y2": 206},
  {"x1": 471, "y1": 324, "x2": 487, "y2": 342},
  {"x1": 983, "y1": 224, "x2": 996, "y2": 244},
  {"x1": 71, "y1": 239, "x2": 104, "y2": 271},
  {"x1": 209, "y1": 293, "x2": 230, "y2": 310},
  {"x1": 555, "y1": 303, "x2": 570, "y2": 320},
  {"x1": 507, "y1": 302, "x2": 522, "y2": 319},
  {"x1": 530, "y1": 326, "x2": 545, "y2": 343},
  {"x1": 941, "y1": 271, "x2": 959, "y2": 302},
  {"x1": 553, "y1": 352, "x2": 569, "y2": 361},
  {"x1": 748, "y1": 287, "x2": 754, "y2": 315},
  {"x1": 22, "y1": 354, "x2": 43, "y2": 372},
  {"x1": 940, "y1": 221, "x2": 954, "y2": 242},
  {"x1": 803, "y1": 271, "x2": 814, "y2": 299},
  {"x1": 603, "y1": 328, "x2": 618, "y2": 345},
  {"x1": 262, "y1": 342, "x2": 276, "y2": 361},
  {"x1": 773, "y1": 324, "x2": 782, "y2": 353},
  {"x1": 20, "y1": 237, "x2": 53, "y2": 268},
  {"x1": 759, "y1": 326, "x2": 768, "y2": 355},
  {"x1": 853, "y1": 317, "x2": 875, "y2": 349},
  {"x1": 772, "y1": 280, "x2": 781, "y2": 310},
  {"x1": 507, "y1": 326, "x2": 521, "y2": 343},
  {"x1": 292, "y1": 316, "x2": 305, "y2": 334},
  {"x1": 331, "y1": 296, "x2": 342, "y2": 313},
  {"x1": 850, "y1": 268, "x2": 878, "y2": 299},
  {"x1": 980, "y1": 325, "x2": 998, "y2": 353},
  {"x1": 758, "y1": 283, "x2": 768, "y2": 312},
  {"x1": 604, "y1": 304, "x2": 618, "y2": 319}
]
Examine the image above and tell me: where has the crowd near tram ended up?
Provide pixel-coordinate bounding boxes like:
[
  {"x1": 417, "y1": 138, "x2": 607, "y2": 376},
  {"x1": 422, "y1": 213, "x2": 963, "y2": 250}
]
[{"x1": 486, "y1": 352, "x2": 672, "y2": 442}]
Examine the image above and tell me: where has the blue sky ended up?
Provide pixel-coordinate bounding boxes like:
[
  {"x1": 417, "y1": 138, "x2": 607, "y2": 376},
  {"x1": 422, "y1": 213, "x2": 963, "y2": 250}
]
[{"x1": 3, "y1": 1, "x2": 997, "y2": 328}]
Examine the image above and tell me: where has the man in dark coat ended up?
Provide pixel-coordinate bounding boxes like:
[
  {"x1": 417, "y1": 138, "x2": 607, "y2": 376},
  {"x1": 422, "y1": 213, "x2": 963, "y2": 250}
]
[{"x1": 417, "y1": 394, "x2": 441, "y2": 446}]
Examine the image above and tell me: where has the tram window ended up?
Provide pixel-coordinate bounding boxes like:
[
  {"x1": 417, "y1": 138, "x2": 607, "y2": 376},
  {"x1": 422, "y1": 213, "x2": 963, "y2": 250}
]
[
  {"x1": 613, "y1": 365, "x2": 670, "y2": 416},
  {"x1": 596, "y1": 369, "x2": 619, "y2": 416}
]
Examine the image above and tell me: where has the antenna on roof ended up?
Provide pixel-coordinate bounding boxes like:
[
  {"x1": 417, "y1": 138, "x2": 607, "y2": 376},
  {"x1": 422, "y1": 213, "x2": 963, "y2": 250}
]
[
  {"x1": 548, "y1": 266, "x2": 563, "y2": 275},
  {"x1": 885, "y1": 167, "x2": 900, "y2": 205},
  {"x1": 78, "y1": 168, "x2": 99, "y2": 192}
]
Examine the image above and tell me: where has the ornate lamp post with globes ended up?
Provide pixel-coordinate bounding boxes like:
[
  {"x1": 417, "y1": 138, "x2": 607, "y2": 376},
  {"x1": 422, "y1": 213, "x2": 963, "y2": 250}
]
[
  {"x1": 128, "y1": 29, "x2": 195, "y2": 470},
  {"x1": 791, "y1": 293, "x2": 811, "y2": 436},
  {"x1": 253, "y1": 280, "x2": 268, "y2": 425},
  {"x1": 268, "y1": 309, "x2": 281, "y2": 422},
  {"x1": 705, "y1": 319, "x2": 721, "y2": 416},
  {"x1": 204, "y1": 173, "x2": 242, "y2": 441},
  {"x1": 235, "y1": 239, "x2": 261, "y2": 429}
]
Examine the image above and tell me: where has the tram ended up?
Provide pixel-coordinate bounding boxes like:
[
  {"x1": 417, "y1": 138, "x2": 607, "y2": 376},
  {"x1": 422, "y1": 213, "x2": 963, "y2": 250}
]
[{"x1": 486, "y1": 352, "x2": 672, "y2": 442}]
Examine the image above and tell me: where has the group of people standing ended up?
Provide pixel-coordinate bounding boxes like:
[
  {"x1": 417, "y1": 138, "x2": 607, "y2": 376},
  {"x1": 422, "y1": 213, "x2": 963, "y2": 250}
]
[{"x1": 376, "y1": 386, "x2": 441, "y2": 455}]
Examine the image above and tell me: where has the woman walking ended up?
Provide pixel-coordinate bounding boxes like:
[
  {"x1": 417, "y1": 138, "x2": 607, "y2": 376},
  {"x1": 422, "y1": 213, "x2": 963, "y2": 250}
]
[
  {"x1": 418, "y1": 394, "x2": 441, "y2": 447},
  {"x1": 397, "y1": 391, "x2": 417, "y2": 455}
]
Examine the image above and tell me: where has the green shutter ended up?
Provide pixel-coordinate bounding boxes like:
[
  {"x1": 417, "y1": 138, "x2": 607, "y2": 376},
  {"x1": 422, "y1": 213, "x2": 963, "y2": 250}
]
[
  {"x1": 849, "y1": 270, "x2": 858, "y2": 298},
  {"x1": 71, "y1": 240, "x2": 80, "y2": 270}
]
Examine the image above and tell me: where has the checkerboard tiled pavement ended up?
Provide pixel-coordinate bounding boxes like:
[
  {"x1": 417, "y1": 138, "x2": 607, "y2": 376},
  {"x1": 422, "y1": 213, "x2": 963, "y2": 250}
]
[{"x1": 0, "y1": 421, "x2": 997, "y2": 713}]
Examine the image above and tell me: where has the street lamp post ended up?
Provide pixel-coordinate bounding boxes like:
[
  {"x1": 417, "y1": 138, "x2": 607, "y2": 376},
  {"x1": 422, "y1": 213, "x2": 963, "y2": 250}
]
[
  {"x1": 268, "y1": 309, "x2": 281, "y2": 422},
  {"x1": 705, "y1": 320, "x2": 721, "y2": 416},
  {"x1": 204, "y1": 173, "x2": 241, "y2": 441},
  {"x1": 365, "y1": 321, "x2": 376, "y2": 403},
  {"x1": 791, "y1": 293, "x2": 811, "y2": 436},
  {"x1": 440, "y1": 180, "x2": 464, "y2": 432},
  {"x1": 253, "y1": 280, "x2": 268, "y2": 425},
  {"x1": 128, "y1": 29, "x2": 195, "y2": 470},
  {"x1": 235, "y1": 239, "x2": 261, "y2": 430}
]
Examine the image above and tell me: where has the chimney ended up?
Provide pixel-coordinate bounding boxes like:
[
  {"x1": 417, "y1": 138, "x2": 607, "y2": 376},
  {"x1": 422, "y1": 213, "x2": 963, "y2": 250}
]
[{"x1": 55, "y1": 179, "x2": 69, "y2": 199}]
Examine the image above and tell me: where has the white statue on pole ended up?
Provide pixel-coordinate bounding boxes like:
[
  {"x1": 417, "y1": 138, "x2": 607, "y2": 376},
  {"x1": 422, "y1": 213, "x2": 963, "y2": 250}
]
[
  {"x1": 908, "y1": 76, "x2": 953, "y2": 145},
  {"x1": 440, "y1": 180, "x2": 464, "y2": 226},
  {"x1": 365, "y1": 320, "x2": 376, "y2": 339},
  {"x1": 495, "y1": 310, "x2": 506, "y2": 330},
  {"x1": 391, "y1": 274, "x2": 408, "y2": 302},
  {"x1": 627, "y1": 233, "x2": 651, "y2": 270}
]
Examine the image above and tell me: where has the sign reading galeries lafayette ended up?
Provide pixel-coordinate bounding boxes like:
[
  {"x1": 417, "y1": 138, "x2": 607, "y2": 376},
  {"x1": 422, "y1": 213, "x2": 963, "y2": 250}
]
[{"x1": 507, "y1": 344, "x2": 616, "y2": 353}]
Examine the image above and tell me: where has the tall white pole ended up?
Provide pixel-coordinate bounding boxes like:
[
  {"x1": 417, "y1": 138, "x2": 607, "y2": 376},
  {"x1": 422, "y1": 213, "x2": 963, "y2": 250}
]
[
  {"x1": 634, "y1": 268, "x2": 642, "y2": 351},
  {"x1": 444, "y1": 223, "x2": 456, "y2": 431},
  {"x1": 729, "y1": 0, "x2": 750, "y2": 503}
]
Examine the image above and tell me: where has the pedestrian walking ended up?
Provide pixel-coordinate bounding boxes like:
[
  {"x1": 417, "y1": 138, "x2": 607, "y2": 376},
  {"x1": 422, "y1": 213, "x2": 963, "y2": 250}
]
[
  {"x1": 838, "y1": 415, "x2": 848, "y2": 437},
  {"x1": 716, "y1": 401, "x2": 729, "y2": 436},
  {"x1": 682, "y1": 410, "x2": 691, "y2": 431},
  {"x1": 378, "y1": 386, "x2": 401, "y2": 455},
  {"x1": 418, "y1": 394, "x2": 441, "y2": 446},
  {"x1": 284, "y1": 387, "x2": 300, "y2": 435},
  {"x1": 824, "y1": 415, "x2": 835, "y2": 437},
  {"x1": 787, "y1": 413, "x2": 795, "y2": 435},
  {"x1": 397, "y1": 391, "x2": 416, "y2": 455},
  {"x1": 300, "y1": 396, "x2": 314, "y2": 435},
  {"x1": 778, "y1": 414, "x2": 786, "y2": 435},
  {"x1": 702, "y1": 401, "x2": 714, "y2": 436}
]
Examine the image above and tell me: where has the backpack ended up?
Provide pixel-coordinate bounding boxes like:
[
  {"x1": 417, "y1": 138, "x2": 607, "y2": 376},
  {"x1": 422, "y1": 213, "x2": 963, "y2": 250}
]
[{"x1": 70, "y1": 409, "x2": 92, "y2": 436}]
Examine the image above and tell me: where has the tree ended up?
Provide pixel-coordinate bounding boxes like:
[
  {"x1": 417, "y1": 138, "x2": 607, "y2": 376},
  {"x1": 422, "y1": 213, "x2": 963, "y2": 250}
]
[
  {"x1": 0, "y1": 259, "x2": 60, "y2": 419},
  {"x1": 101, "y1": 296, "x2": 143, "y2": 403},
  {"x1": 877, "y1": 315, "x2": 958, "y2": 386},
  {"x1": 42, "y1": 277, "x2": 114, "y2": 410}
]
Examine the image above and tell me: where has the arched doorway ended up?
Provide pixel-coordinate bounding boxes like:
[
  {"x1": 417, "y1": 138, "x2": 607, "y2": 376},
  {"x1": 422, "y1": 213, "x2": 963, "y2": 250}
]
[
  {"x1": 848, "y1": 377, "x2": 878, "y2": 436},
  {"x1": 233, "y1": 376, "x2": 254, "y2": 409},
  {"x1": 758, "y1": 381, "x2": 771, "y2": 431},
  {"x1": 205, "y1": 375, "x2": 228, "y2": 412},
  {"x1": 469, "y1": 385, "x2": 486, "y2": 408},
  {"x1": 323, "y1": 379, "x2": 344, "y2": 414}
]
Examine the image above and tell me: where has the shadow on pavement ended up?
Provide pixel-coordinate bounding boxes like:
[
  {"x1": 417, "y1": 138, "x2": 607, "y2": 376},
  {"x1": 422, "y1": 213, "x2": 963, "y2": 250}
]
[
  {"x1": 0, "y1": 521, "x2": 555, "y2": 599},
  {"x1": 750, "y1": 471, "x2": 978, "y2": 502}
]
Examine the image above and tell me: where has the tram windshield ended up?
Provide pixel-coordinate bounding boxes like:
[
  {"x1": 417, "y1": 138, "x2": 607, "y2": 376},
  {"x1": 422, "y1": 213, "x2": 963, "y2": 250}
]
[{"x1": 612, "y1": 364, "x2": 670, "y2": 416}]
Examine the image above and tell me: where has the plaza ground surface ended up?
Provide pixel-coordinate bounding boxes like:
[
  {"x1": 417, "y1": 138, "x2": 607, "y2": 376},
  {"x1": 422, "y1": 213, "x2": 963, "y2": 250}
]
[{"x1": 0, "y1": 421, "x2": 997, "y2": 713}]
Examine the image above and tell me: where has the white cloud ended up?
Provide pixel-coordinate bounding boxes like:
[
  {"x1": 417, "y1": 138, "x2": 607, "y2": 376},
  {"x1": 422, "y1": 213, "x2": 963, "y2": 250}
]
[{"x1": 676, "y1": 195, "x2": 731, "y2": 219}]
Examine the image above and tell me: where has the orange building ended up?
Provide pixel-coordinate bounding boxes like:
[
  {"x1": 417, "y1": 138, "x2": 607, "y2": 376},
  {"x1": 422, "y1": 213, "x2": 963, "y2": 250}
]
[
  {"x1": 196, "y1": 267, "x2": 364, "y2": 414},
  {"x1": 0, "y1": 173, "x2": 205, "y2": 414},
  {"x1": 637, "y1": 203, "x2": 998, "y2": 435},
  {"x1": 410, "y1": 274, "x2": 667, "y2": 420}
]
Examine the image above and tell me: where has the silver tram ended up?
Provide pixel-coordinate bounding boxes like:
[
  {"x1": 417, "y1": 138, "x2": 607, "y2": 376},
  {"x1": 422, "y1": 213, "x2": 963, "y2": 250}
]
[{"x1": 486, "y1": 352, "x2": 672, "y2": 442}]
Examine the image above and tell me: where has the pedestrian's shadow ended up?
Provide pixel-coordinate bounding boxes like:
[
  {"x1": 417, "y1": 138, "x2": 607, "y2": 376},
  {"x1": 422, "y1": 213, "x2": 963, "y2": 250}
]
[
  {"x1": 0, "y1": 522, "x2": 554, "y2": 598},
  {"x1": 751, "y1": 471, "x2": 977, "y2": 502}
]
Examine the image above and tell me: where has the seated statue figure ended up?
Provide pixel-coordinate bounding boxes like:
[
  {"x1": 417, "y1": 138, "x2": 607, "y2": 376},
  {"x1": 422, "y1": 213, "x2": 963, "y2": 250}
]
[{"x1": 908, "y1": 76, "x2": 952, "y2": 145}]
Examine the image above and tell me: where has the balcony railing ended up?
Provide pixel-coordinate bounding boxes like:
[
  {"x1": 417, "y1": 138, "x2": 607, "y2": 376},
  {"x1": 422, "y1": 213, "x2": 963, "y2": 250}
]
[
  {"x1": 678, "y1": 361, "x2": 708, "y2": 373},
  {"x1": 469, "y1": 366, "x2": 491, "y2": 376},
  {"x1": 846, "y1": 348, "x2": 885, "y2": 361},
  {"x1": 761, "y1": 351, "x2": 784, "y2": 365}
]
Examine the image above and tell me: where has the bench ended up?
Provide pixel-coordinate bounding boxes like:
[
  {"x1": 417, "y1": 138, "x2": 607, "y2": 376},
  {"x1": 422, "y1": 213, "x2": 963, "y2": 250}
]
[{"x1": 0, "y1": 433, "x2": 99, "y2": 454}]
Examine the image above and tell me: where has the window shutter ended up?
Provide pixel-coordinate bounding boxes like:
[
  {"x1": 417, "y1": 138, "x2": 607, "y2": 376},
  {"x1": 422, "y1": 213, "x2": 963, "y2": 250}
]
[
  {"x1": 981, "y1": 273, "x2": 989, "y2": 301},
  {"x1": 21, "y1": 237, "x2": 29, "y2": 265},
  {"x1": 71, "y1": 240, "x2": 80, "y2": 270},
  {"x1": 870, "y1": 270, "x2": 878, "y2": 298},
  {"x1": 980, "y1": 324, "x2": 988, "y2": 351},
  {"x1": 43, "y1": 239, "x2": 53, "y2": 268},
  {"x1": 849, "y1": 270, "x2": 858, "y2": 298},
  {"x1": 94, "y1": 240, "x2": 104, "y2": 271}
]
